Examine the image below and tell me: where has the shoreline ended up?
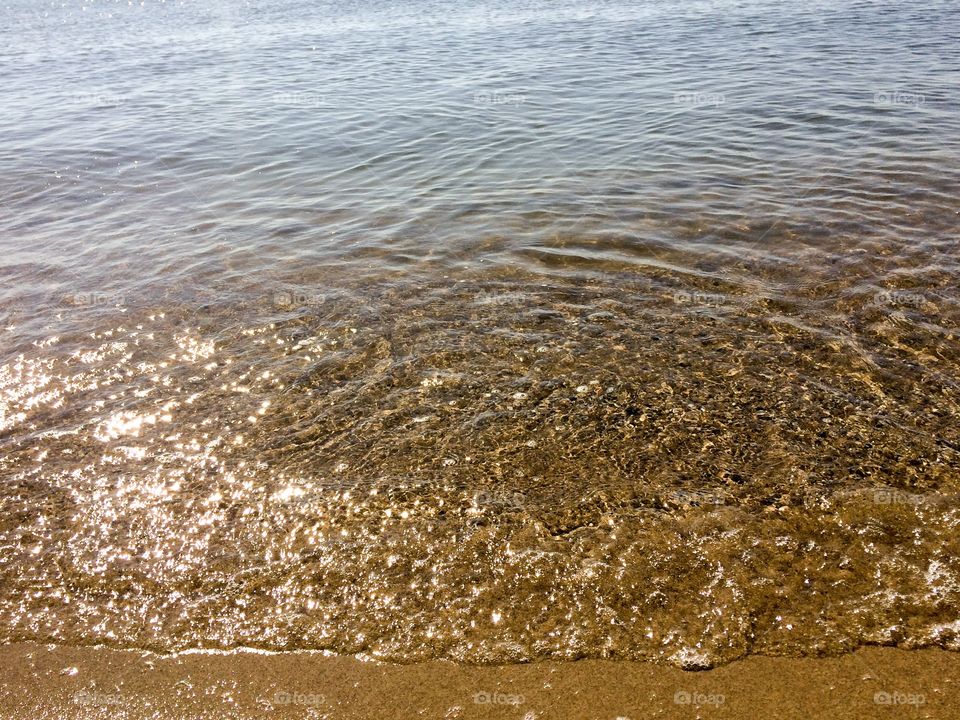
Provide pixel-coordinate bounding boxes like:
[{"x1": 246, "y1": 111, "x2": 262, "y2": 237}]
[{"x1": 1, "y1": 643, "x2": 956, "y2": 719}]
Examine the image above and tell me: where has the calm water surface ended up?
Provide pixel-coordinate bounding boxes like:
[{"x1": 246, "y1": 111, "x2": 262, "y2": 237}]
[{"x1": 1, "y1": 0, "x2": 959, "y2": 667}]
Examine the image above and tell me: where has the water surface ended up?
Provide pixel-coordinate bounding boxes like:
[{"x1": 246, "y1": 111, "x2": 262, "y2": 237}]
[{"x1": 1, "y1": 0, "x2": 959, "y2": 667}]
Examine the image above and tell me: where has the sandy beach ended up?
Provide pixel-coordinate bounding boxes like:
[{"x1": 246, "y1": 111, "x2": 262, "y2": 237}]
[{"x1": 1, "y1": 643, "x2": 955, "y2": 719}]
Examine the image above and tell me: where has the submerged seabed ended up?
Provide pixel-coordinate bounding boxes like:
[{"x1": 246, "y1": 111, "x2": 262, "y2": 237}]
[{"x1": 2, "y1": 252, "x2": 960, "y2": 667}]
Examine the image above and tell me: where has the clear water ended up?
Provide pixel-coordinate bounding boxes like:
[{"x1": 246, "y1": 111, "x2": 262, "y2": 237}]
[{"x1": 1, "y1": 0, "x2": 959, "y2": 667}]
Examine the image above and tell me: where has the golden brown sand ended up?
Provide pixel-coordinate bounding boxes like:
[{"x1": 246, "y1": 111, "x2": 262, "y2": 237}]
[{"x1": 0, "y1": 643, "x2": 955, "y2": 719}]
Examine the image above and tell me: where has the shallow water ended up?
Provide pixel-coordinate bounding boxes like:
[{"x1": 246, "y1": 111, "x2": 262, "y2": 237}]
[{"x1": 1, "y1": 0, "x2": 959, "y2": 667}]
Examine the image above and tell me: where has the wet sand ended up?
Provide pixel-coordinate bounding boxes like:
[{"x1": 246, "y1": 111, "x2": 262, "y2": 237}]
[{"x1": 1, "y1": 643, "x2": 955, "y2": 719}]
